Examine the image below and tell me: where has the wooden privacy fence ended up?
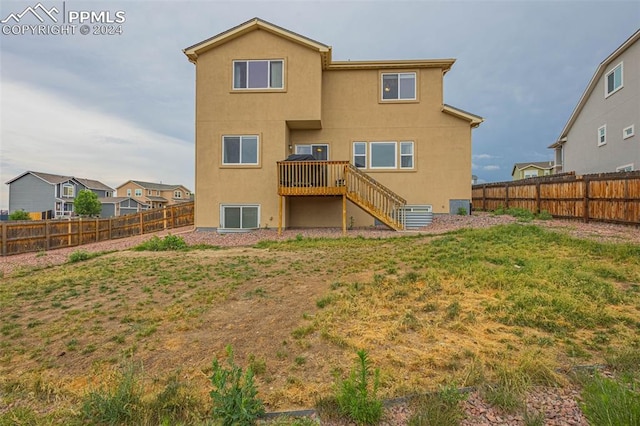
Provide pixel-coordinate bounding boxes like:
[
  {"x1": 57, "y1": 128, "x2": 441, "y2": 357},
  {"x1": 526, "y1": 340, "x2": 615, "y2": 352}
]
[
  {"x1": 1, "y1": 202, "x2": 194, "y2": 256},
  {"x1": 472, "y1": 171, "x2": 640, "y2": 226}
]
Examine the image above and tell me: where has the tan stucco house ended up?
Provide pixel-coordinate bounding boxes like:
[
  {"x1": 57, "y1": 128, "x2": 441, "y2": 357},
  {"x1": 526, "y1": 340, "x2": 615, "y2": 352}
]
[
  {"x1": 511, "y1": 161, "x2": 554, "y2": 180},
  {"x1": 116, "y1": 180, "x2": 192, "y2": 209},
  {"x1": 184, "y1": 18, "x2": 482, "y2": 232}
]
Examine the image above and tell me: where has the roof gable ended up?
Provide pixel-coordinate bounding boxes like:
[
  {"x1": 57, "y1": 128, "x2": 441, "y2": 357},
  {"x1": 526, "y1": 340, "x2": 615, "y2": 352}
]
[
  {"x1": 184, "y1": 17, "x2": 332, "y2": 66},
  {"x1": 552, "y1": 29, "x2": 640, "y2": 146}
]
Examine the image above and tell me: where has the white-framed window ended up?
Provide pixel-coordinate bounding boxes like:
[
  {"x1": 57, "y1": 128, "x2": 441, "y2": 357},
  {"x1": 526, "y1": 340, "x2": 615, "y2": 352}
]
[
  {"x1": 370, "y1": 142, "x2": 397, "y2": 169},
  {"x1": 605, "y1": 62, "x2": 623, "y2": 97},
  {"x1": 400, "y1": 141, "x2": 414, "y2": 169},
  {"x1": 135, "y1": 189, "x2": 142, "y2": 196},
  {"x1": 221, "y1": 204, "x2": 259, "y2": 229},
  {"x1": 62, "y1": 183, "x2": 74, "y2": 198},
  {"x1": 233, "y1": 60, "x2": 283, "y2": 90},
  {"x1": 598, "y1": 125, "x2": 607, "y2": 146},
  {"x1": 382, "y1": 72, "x2": 416, "y2": 100},
  {"x1": 126, "y1": 189, "x2": 131, "y2": 196},
  {"x1": 616, "y1": 164, "x2": 634, "y2": 172},
  {"x1": 295, "y1": 144, "x2": 329, "y2": 160},
  {"x1": 524, "y1": 170, "x2": 539, "y2": 179},
  {"x1": 222, "y1": 135, "x2": 259, "y2": 165},
  {"x1": 623, "y1": 125, "x2": 635, "y2": 139},
  {"x1": 354, "y1": 141, "x2": 415, "y2": 170},
  {"x1": 353, "y1": 142, "x2": 367, "y2": 168},
  {"x1": 174, "y1": 191, "x2": 182, "y2": 198}
]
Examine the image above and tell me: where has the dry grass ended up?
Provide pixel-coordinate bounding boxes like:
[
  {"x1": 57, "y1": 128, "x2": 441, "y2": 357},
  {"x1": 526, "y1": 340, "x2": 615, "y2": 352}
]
[{"x1": 1, "y1": 223, "x2": 639, "y2": 422}]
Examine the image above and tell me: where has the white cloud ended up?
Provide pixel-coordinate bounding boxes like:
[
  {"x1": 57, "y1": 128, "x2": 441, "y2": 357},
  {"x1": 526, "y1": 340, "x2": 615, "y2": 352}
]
[
  {"x1": 483, "y1": 165, "x2": 500, "y2": 171},
  {"x1": 0, "y1": 81, "x2": 194, "y2": 209},
  {"x1": 473, "y1": 154, "x2": 499, "y2": 160}
]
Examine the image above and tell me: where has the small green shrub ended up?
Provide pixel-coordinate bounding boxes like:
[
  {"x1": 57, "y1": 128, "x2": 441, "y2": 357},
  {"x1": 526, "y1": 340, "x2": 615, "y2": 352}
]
[
  {"x1": 335, "y1": 349, "x2": 382, "y2": 425},
  {"x1": 580, "y1": 372, "x2": 640, "y2": 426},
  {"x1": 409, "y1": 383, "x2": 467, "y2": 426},
  {"x1": 68, "y1": 250, "x2": 92, "y2": 263},
  {"x1": 209, "y1": 345, "x2": 264, "y2": 426},
  {"x1": 536, "y1": 210, "x2": 553, "y2": 220},
  {"x1": 79, "y1": 364, "x2": 142, "y2": 424},
  {"x1": 133, "y1": 234, "x2": 187, "y2": 251},
  {"x1": 146, "y1": 374, "x2": 206, "y2": 424},
  {"x1": 9, "y1": 210, "x2": 31, "y2": 221},
  {"x1": 456, "y1": 207, "x2": 468, "y2": 216}
]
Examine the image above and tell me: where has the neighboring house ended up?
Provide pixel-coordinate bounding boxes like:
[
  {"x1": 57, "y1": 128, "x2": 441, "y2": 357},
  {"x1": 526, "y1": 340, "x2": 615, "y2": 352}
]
[
  {"x1": 116, "y1": 180, "x2": 193, "y2": 209},
  {"x1": 550, "y1": 29, "x2": 639, "y2": 174},
  {"x1": 183, "y1": 18, "x2": 482, "y2": 231},
  {"x1": 6, "y1": 171, "x2": 114, "y2": 218},
  {"x1": 99, "y1": 197, "x2": 149, "y2": 218},
  {"x1": 511, "y1": 161, "x2": 554, "y2": 180}
]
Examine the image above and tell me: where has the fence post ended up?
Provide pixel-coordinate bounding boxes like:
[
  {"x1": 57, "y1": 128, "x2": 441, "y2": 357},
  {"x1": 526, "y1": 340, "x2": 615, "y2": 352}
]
[
  {"x1": 45, "y1": 220, "x2": 50, "y2": 250},
  {"x1": 139, "y1": 211, "x2": 144, "y2": 235},
  {"x1": 163, "y1": 207, "x2": 168, "y2": 230},
  {"x1": 583, "y1": 177, "x2": 590, "y2": 223},
  {"x1": 78, "y1": 218, "x2": 82, "y2": 246},
  {"x1": 505, "y1": 184, "x2": 509, "y2": 208},
  {"x1": 535, "y1": 181, "x2": 541, "y2": 214},
  {"x1": 482, "y1": 185, "x2": 487, "y2": 211},
  {"x1": 1, "y1": 222, "x2": 6, "y2": 256},
  {"x1": 95, "y1": 218, "x2": 99, "y2": 242},
  {"x1": 109, "y1": 216, "x2": 112, "y2": 240}
]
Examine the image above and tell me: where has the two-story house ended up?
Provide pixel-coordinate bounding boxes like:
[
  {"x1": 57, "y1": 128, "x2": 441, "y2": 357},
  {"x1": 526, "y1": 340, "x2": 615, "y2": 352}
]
[
  {"x1": 511, "y1": 161, "x2": 554, "y2": 180},
  {"x1": 550, "y1": 29, "x2": 639, "y2": 174},
  {"x1": 116, "y1": 180, "x2": 193, "y2": 209},
  {"x1": 6, "y1": 171, "x2": 114, "y2": 218},
  {"x1": 183, "y1": 18, "x2": 482, "y2": 232}
]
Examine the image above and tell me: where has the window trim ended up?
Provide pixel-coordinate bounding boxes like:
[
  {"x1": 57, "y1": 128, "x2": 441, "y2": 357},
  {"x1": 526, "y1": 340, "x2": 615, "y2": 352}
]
[
  {"x1": 623, "y1": 125, "x2": 635, "y2": 140},
  {"x1": 598, "y1": 125, "x2": 607, "y2": 146},
  {"x1": 232, "y1": 59, "x2": 284, "y2": 91},
  {"x1": 380, "y1": 71, "x2": 417, "y2": 101},
  {"x1": 126, "y1": 189, "x2": 131, "y2": 197},
  {"x1": 174, "y1": 191, "x2": 182, "y2": 198},
  {"x1": 353, "y1": 142, "x2": 367, "y2": 169},
  {"x1": 62, "y1": 183, "x2": 75, "y2": 198},
  {"x1": 399, "y1": 141, "x2": 414, "y2": 169},
  {"x1": 220, "y1": 204, "x2": 260, "y2": 229},
  {"x1": 135, "y1": 189, "x2": 142, "y2": 197},
  {"x1": 369, "y1": 141, "x2": 398, "y2": 169},
  {"x1": 222, "y1": 135, "x2": 260, "y2": 166},
  {"x1": 605, "y1": 62, "x2": 623, "y2": 98}
]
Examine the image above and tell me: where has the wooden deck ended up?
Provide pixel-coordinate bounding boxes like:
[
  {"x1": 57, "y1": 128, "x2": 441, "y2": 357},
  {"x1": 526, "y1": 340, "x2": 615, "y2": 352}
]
[{"x1": 277, "y1": 161, "x2": 406, "y2": 233}]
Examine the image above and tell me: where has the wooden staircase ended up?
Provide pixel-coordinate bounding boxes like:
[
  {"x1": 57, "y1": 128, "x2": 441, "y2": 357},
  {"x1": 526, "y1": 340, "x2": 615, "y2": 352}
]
[
  {"x1": 343, "y1": 164, "x2": 406, "y2": 230},
  {"x1": 277, "y1": 161, "x2": 406, "y2": 231}
]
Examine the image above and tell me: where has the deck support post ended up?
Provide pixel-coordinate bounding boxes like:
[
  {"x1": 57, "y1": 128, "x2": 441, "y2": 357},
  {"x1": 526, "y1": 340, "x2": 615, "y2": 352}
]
[
  {"x1": 278, "y1": 195, "x2": 283, "y2": 235},
  {"x1": 342, "y1": 194, "x2": 347, "y2": 236}
]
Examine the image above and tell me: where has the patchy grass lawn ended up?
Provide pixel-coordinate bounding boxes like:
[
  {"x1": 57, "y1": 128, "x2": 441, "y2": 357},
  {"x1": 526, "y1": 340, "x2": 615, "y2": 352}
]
[{"x1": 1, "y1": 224, "x2": 639, "y2": 423}]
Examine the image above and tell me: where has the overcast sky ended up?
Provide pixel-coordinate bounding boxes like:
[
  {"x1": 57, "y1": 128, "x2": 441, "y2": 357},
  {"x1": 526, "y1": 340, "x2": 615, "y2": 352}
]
[{"x1": 1, "y1": 0, "x2": 639, "y2": 210}]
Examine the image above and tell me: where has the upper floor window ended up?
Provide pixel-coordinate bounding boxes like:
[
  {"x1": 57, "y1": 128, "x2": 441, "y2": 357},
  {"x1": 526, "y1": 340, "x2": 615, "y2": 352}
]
[
  {"x1": 353, "y1": 142, "x2": 367, "y2": 168},
  {"x1": 400, "y1": 141, "x2": 414, "y2": 169},
  {"x1": 127, "y1": 189, "x2": 131, "y2": 196},
  {"x1": 598, "y1": 125, "x2": 607, "y2": 146},
  {"x1": 233, "y1": 60, "x2": 283, "y2": 90},
  {"x1": 623, "y1": 125, "x2": 635, "y2": 139},
  {"x1": 223, "y1": 135, "x2": 259, "y2": 165},
  {"x1": 62, "y1": 183, "x2": 74, "y2": 198},
  {"x1": 174, "y1": 191, "x2": 182, "y2": 198},
  {"x1": 617, "y1": 164, "x2": 634, "y2": 172},
  {"x1": 605, "y1": 62, "x2": 623, "y2": 97},
  {"x1": 381, "y1": 72, "x2": 416, "y2": 101},
  {"x1": 135, "y1": 189, "x2": 142, "y2": 196},
  {"x1": 370, "y1": 142, "x2": 397, "y2": 168},
  {"x1": 148, "y1": 190, "x2": 152, "y2": 195}
]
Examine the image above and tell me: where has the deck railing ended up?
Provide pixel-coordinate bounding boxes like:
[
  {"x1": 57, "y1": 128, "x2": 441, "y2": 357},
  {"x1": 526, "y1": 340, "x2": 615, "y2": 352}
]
[{"x1": 277, "y1": 161, "x2": 406, "y2": 230}]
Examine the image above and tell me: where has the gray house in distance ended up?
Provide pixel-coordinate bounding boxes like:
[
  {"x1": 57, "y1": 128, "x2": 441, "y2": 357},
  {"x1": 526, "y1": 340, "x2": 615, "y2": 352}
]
[
  {"x1": 6, "y1": 171, "x2": 115, "y2": 218},
  {"x1": 550, "y1": 29, "x2": 639, "y2": 174},
  {"x1": 99, "y1": 197, "x2": 149, "y2": 218}
]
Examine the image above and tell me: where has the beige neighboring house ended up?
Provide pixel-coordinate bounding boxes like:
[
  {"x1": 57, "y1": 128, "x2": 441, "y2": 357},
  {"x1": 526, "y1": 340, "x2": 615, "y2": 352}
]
[
  {"x1": 550, "y1": 29, "x2": 639, "y2": 174},
  {"x1": 116, "y1": 180, "x2": 193, "y2": 209},
  {"x1": 183, "y1": 18, "x2": 482, "y2": 232},
  {"x1": 511, "y1": 161, "x2": 554, "y2": 180}
]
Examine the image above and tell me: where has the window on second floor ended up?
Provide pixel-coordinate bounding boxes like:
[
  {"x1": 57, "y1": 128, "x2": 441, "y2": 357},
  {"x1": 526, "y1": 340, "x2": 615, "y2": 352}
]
[
  {"x1": 381, "y1": 72, "x2": 416, "y2": 101},
  {"x1": 605, "y1": 62, "x2": 623, "y2": 97},
  {"x1": 174, "y1": 191, "x2": 182, "y2": 198},
  {"x1": 623, "y1": 125, "x2": 635, "y2": 139},
  {"x1": 135, "y1": 189, "x2": 142, "y2": 197},
  {"x1": 353, "y1": 142, "x2": 367, "y2": 168},
  {"x1": 62, "y1": 183, "x2": 74, "y2": 198},
  {"x1": 295, "y1": 144, "x2": 329, "y2": 160},
  {"x1": 222, "y1": 135, "x2": 259, "y2": 165},
  {"x1": 354, "y1": 141, "x2": 415, "y2": 170},
  {"x1": 598, "y1": 125, "x2": 607, "y2": 146},
  {"x1": 148, "y1": 190, "x2": 152, "y2": 195},
  {"x1": 233, "y1": 60, "x2": 283, "y2": 90},
  {"x1": 127, "y1": 189, "x2": 131, "y2": 197}
]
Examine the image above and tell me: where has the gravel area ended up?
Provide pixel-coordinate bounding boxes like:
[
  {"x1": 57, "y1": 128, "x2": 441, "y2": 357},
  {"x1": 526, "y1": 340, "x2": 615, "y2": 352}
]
[{"x1": 2, "y1": 213, "x2": 637, "y2": 424}]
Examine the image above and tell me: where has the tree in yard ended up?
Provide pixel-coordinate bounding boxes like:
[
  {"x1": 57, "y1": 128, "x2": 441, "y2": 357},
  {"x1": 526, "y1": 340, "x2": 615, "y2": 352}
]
[
  {"x1": 9, "y1": 210, "x2": 31, "y2": 220},
  {"x1": 74, "y1": 190, "x2": 102, "y2": 217}
]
